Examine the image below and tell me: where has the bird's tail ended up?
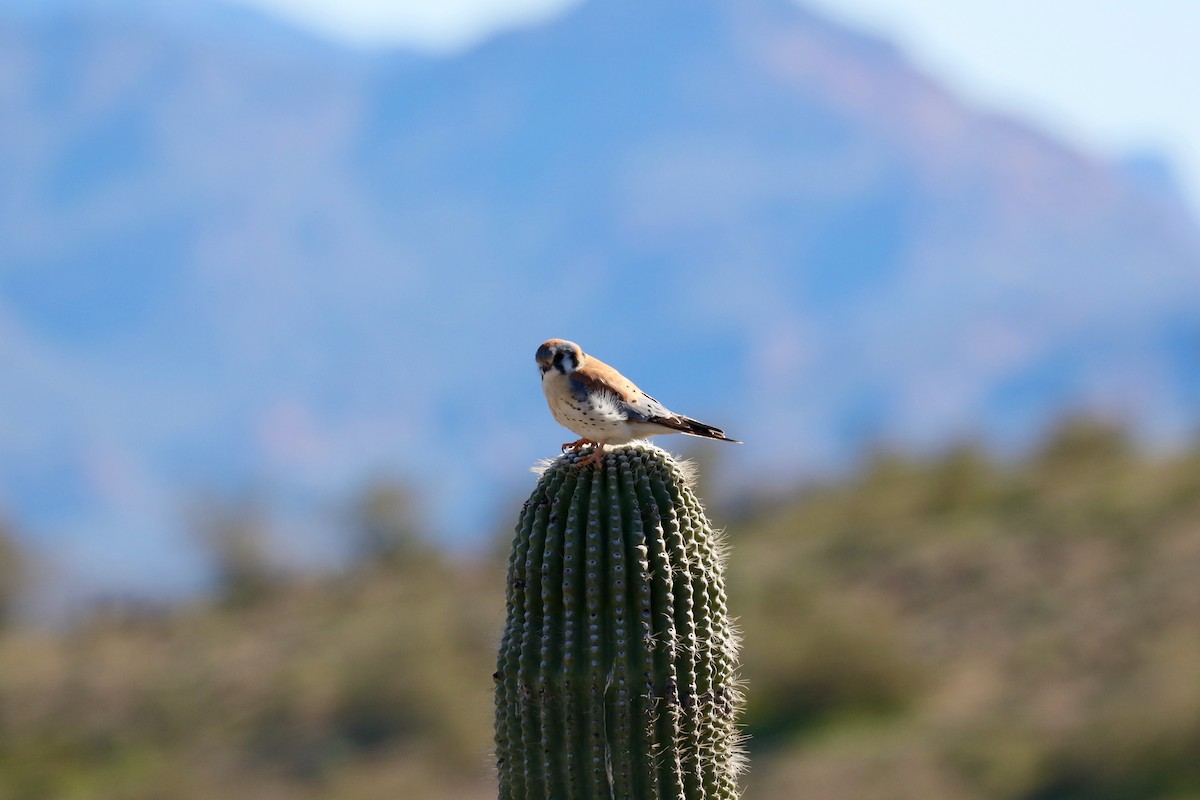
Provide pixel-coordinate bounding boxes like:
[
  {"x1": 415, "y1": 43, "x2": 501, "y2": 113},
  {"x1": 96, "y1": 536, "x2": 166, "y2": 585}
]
[{"x1": 662, "y1": 415, "x2": 741, "y2": 444}]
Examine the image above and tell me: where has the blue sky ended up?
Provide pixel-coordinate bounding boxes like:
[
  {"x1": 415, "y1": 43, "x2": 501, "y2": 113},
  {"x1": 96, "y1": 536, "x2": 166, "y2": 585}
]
[{"x1": 230, "y1": 0, "x2": 1200, "y2": 214}]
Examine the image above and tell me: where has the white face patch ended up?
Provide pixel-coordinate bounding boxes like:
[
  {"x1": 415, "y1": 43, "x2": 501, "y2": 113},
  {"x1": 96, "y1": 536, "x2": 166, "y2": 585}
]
[{"x1": 559, "y1": 350, "x2": 577, "y2": 374}]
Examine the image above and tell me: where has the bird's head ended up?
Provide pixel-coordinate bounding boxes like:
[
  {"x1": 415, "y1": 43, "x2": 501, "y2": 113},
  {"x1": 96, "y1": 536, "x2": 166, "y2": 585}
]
[{"x1": 536, "y1": 339, "x2": 585, "y2": 376}]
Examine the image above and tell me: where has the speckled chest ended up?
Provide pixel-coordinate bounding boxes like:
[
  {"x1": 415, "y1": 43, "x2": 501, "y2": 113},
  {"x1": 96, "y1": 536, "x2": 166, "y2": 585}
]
[{"x1": 541, "y1": 371, "x2": 632, "y2": 440}]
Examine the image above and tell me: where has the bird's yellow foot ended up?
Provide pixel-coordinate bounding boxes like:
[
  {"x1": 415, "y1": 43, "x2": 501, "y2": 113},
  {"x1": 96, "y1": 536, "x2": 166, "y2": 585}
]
[
  {"x1": 573, "y1": 443, "x2": 607, "y2": 469},
  {"x1": 562, "y1": 438, "x2": 597, "y2": 453}
]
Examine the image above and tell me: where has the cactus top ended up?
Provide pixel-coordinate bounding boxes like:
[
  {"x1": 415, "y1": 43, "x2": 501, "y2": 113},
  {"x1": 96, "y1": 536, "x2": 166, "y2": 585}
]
[{"x1": 497, "y1": 441, "x2": 744, "y2": 800}]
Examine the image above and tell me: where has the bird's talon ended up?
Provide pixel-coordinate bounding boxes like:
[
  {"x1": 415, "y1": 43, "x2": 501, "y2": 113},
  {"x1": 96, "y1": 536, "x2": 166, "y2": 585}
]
[{"x1": 573, "y1": 444, "x2": 607, "y2": 469}]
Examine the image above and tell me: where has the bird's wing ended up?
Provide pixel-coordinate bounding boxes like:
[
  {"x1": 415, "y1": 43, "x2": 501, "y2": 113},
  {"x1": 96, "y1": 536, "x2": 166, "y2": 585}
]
[
  {"x1": 571, "y1": 357, "x2": 672, "y2": 422},
  {"x1": 574, "y1": 356, "x2": 741, "y2": 443}
]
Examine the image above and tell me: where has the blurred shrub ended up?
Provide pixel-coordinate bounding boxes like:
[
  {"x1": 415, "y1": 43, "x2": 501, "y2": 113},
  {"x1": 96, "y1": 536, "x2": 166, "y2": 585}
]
[
  {"x1": 349, "y1": 480, "x2": 427, "y2": 567},
  {"x1": 1034, "y1": 417, "x2": 1132, "y2": 471},
  {"x1": 192, "y1": 500, "x2": 279, "y2": 609},
  {"x1": 0, "y1": 517, "x2": 22, "y2": 628},
  {"x1": 0, "y1": 537, "x2": 501, "y2": 800},
  {"x1": 740, "y1": 588, "x2": 923, "y2": 745},
  {"x1": 729, "y1": 419, "x2": 1200, "y2": 799}
]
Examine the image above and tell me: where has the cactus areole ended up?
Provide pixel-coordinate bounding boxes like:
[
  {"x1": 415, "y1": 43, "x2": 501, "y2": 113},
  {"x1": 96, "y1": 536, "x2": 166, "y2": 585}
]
[{"x1": 494, "y1": 443, "x2": 744, "y2": 800}]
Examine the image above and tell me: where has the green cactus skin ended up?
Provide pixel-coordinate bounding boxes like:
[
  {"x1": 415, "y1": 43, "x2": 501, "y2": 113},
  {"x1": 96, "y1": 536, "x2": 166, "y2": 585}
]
[{"x1": 495, "y1": 443, "x2": 743, "y2": 800}]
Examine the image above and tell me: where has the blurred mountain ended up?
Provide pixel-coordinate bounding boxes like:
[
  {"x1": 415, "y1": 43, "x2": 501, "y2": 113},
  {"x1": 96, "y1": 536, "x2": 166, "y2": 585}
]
[{"x1": 1, "y1": 0, "x2": 1199, "y2": 594}]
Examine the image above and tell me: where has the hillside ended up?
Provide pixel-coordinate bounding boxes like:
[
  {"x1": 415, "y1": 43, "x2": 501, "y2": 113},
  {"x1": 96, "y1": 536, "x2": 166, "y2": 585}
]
[
  {"x1": 0, "y1": 421, "x2": 1198, "y2": 798},
  {"x1": 1, "y1": 0, "x2": 1199, "y2": 593}
]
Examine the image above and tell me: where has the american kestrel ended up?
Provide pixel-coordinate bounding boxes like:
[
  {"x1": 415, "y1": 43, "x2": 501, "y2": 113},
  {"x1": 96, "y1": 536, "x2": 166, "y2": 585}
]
[{"x1": 535, "y1": 338, "x2": 740, "y2": 467}]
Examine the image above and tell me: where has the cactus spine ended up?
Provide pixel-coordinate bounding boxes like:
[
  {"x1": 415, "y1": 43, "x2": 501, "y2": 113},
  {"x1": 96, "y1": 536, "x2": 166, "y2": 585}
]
[{"x1": 495, "y1": 443, "x2": 743, "y2": 800}]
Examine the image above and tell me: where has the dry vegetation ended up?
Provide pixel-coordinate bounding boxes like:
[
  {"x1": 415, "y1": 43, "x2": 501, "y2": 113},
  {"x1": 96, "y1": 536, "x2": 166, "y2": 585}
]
[
  {"x1": 734, "y1": 421, "x2": 1200, "y2": 800},
  {"x1": 1, "y1": 420, "x2": 1199, "y2": 799}
]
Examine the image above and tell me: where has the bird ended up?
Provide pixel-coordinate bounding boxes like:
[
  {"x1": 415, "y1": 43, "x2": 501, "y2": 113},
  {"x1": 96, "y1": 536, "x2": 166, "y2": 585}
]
[{"x1": 535, "y1": 338, "x2": 740, "y2": 468}]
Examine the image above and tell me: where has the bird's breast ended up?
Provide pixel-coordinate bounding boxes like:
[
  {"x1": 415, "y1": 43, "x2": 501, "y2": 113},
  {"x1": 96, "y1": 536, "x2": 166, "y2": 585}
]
[{"x1": 541, "y1": 371, "x2": 634, "y2": 441}]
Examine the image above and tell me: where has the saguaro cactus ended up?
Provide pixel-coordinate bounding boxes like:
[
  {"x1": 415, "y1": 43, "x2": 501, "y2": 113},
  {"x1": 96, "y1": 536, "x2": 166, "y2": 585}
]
[{"x1": 494, "y1": 443, "x2": 743, "y2": 800}]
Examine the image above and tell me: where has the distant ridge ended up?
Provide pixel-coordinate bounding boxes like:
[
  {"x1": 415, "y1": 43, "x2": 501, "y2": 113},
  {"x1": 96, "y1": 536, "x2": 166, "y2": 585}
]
[{"x1": 1, "y1": 0, "x2": 1197, "y2": 596}]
